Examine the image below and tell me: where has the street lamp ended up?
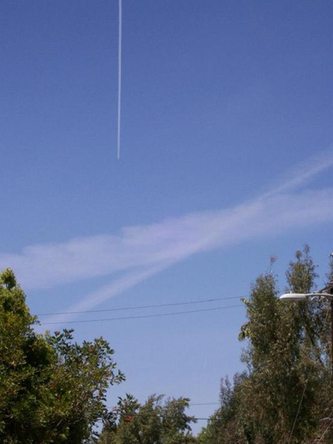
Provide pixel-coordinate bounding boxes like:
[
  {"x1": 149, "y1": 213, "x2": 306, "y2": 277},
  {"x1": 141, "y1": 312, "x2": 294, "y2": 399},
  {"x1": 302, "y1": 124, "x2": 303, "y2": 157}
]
[{"x1": 279, "y1": 282, "x2": 333, "y2": 375}]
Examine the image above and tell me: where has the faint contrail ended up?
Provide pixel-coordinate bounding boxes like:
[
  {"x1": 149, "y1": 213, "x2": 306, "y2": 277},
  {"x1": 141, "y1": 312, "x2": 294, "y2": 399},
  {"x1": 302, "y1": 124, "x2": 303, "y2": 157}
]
[
  {"x1": 117, "y1": 0, "x2": 122, "y2": 160},
  {"x1": 262, "y1": 145, "x2": 333, "y2": 198}
]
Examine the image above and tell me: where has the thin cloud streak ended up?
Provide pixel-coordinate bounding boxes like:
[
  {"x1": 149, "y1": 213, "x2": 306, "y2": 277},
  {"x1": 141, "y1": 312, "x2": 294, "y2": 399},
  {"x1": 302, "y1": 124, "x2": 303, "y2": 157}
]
[
  {"x1": 263, "y1": 146, "x2": 333, "y2": 198},
  {"x1": 43, "y1": 187, "x2": 333, "y2": 325},
  {"x1": 44, "y1": 263, "x2": 172, "y2": 325},
  {"x1": 1, "y1": 150, "x2": 333, "y2": 325},
  {"x1": 1, "y1": 189, "x2": 332, "y2": 292}
]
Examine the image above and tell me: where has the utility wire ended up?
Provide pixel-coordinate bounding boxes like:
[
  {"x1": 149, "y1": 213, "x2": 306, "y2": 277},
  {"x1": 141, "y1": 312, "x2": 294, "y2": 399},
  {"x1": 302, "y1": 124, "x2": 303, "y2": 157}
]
[
  {"x1": 37, "y1": 296, "x2": 241, "y2": 317},
  {"x1": 41, "y1": 304, "x2": 243, "y2": 325}
]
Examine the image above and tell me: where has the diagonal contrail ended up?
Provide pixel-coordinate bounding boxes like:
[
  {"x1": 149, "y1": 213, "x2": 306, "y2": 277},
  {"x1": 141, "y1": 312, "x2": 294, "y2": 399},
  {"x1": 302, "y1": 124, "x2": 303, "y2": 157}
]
[
  {"x1": 117, "y1": 0, "x2": 122, "y2": 160},
  {"x1": 262, "y1": 146, "x2": 333, "y2": 198}
]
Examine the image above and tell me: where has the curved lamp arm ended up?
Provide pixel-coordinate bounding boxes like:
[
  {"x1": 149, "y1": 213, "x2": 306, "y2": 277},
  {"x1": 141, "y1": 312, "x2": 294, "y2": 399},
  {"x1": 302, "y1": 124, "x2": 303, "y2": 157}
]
[{"x1": 279, "y1": 292, "x2": 333, "y2": 301}]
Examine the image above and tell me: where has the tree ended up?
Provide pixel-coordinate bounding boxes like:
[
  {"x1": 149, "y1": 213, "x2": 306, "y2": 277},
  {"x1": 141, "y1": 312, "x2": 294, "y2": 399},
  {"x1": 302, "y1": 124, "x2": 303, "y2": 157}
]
[
  {"x1": 199, "y1": 247, "x2": 333, "y2": 444},
  {"x1": 0, "y1": 268, "x2": 124, "y2": 443},
  {"x1": 99, "y1": 394, "x2": 197, "y2": 444},
  {"x1": 198, "y1": 374, "x2": 250, "y2": 444}
]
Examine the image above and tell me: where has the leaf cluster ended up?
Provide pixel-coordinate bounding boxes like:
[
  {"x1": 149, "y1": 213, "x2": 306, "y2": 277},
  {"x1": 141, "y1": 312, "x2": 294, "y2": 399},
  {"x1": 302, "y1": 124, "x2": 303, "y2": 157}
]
[
  {"x1": 99, "y1": 394, "x2": 197, "y2": 444},
  {"x1": 0, "y1": 269, "x2": 124, "y2": 443},
  {"x1": 199, "y1": 247, "x2": 333, "y2": 444}
]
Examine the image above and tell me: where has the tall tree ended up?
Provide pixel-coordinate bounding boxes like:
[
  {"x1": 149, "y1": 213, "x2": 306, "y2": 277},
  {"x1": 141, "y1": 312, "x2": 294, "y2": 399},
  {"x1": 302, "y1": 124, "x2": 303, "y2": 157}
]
[
  {"x1": 199, "y1": 247, "x2": 333, "y2": 444},
  {"x1": 0, "y1": 268, "x2": 124, "y2": 443}
]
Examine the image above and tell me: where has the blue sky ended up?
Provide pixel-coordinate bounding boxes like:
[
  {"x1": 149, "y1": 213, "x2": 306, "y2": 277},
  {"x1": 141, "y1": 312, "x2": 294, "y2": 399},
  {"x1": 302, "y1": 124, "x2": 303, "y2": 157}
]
[{"x1": 1, "y1": 0, "x2": 333, "y2": 433}]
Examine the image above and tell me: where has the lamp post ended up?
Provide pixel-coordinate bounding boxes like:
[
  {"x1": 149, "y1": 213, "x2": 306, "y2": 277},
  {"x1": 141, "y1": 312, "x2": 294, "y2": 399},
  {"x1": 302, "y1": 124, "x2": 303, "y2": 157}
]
[{"x1": 279, "y1": 281, "x2": 333, "y2": 375}]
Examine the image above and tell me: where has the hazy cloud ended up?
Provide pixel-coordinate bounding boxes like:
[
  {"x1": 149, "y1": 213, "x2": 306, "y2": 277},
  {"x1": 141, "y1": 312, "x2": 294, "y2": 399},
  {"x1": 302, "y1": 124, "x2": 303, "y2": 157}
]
[{"x1": 1, "y1": 150, "x2": 333, "y2": 324}]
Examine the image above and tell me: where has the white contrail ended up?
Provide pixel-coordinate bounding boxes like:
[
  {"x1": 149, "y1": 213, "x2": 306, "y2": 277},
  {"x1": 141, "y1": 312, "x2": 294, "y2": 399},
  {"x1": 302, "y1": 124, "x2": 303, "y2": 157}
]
[
  {"x1": 2, "y1": 149, "x2": 333, "y2": 291},
  {"x1": 43, "y1": 263, "x2": 171, "y2": 325},
  {"x1": 117, "y1": 0, "x2": 122, "y2": 160},
  {"x1": 262, "y1": 146, "x2": 333, "y2": 198},
  {"x1": 37, "y1": 187, "x2": 333, "y2": 325}
]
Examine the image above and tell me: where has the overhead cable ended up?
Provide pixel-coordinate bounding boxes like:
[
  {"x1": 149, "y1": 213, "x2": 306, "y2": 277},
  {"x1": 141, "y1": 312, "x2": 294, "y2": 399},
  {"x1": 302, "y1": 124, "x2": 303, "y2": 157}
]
[
  {"x1": 41, "y1": 304, "x2": 243, "y2": 325},
  {"x1": 37, "y1": 296, "x2": 241, "y2": 317}
]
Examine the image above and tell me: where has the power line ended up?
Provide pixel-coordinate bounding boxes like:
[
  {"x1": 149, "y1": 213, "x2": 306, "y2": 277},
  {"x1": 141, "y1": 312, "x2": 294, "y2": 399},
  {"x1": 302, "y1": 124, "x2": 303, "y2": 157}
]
[
  {"x1": 37, "y1": 296, "x2": 241, "y2": 317},
  {"x1": 41, "y1": 304, "x2": 243, "y2": 325}
]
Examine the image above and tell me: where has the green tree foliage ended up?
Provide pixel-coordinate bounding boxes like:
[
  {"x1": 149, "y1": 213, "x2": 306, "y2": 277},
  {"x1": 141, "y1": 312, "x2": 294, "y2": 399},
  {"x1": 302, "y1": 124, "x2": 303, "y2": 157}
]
[
  {"x1": 0, "y1": 268, "x2": 124, "y2": 443},
  {"x1": 99, "y1": 394, "x2": 197, "y2": 444},
  {"x1": 197, "y1": 374, "x2": 249, "y2": 444},
  {"x1": 199, "y1": 247, "x2": 333, "y2": 444}
]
